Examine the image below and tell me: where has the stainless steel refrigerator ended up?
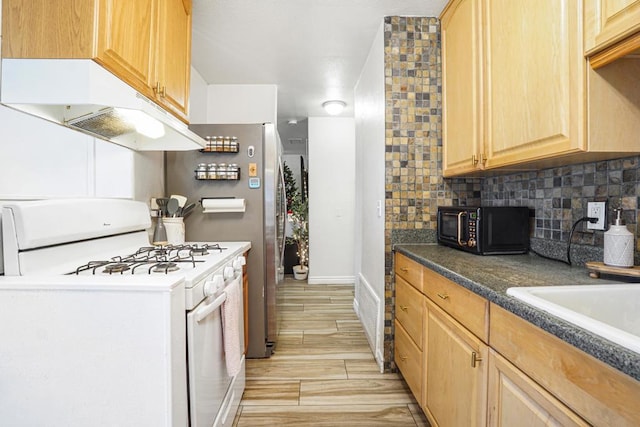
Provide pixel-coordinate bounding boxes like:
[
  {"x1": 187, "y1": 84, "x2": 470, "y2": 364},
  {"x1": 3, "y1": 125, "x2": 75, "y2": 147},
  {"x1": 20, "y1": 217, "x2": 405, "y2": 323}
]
[{"x1": 166, "y1": 123, "x2": 285, "y2": 358}]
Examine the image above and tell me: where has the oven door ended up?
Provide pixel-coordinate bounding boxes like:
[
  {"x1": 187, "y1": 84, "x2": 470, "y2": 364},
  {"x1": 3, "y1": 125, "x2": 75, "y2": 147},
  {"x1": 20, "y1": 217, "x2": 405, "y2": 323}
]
[{"x1": 186, "y1": 291, "x2": 232, "y2": 427}]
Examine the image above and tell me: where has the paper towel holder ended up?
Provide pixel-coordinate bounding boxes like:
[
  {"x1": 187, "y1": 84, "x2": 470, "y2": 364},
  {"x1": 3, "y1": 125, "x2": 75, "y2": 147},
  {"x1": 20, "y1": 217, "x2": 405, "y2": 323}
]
[{"x1": 201, "y1": 197, "x2": 246, "y2": 213}]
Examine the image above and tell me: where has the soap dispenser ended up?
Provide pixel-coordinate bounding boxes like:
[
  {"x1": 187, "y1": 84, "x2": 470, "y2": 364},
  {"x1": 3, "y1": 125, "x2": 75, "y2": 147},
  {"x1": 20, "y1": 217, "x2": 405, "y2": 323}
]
[{"x1": 603, "y1": 207, "x2": 634, "y2": 267}]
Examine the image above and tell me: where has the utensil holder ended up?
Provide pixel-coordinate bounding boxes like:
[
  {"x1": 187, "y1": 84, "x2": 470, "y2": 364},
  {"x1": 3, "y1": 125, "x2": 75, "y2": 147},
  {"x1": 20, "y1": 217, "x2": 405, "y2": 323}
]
[{"x1": 163, "y1": 217, "x2": 185, "y2": 244}]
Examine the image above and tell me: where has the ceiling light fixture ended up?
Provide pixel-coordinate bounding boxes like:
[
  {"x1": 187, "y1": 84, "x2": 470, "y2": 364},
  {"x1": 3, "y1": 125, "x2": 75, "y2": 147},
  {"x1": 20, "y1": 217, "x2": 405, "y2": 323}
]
[
  {"x1": 322, "y1": 100, "x2": 346, "y2": 116},
  {"x1": 288, "y1": 119, "x2": 298, "y2": 125}
]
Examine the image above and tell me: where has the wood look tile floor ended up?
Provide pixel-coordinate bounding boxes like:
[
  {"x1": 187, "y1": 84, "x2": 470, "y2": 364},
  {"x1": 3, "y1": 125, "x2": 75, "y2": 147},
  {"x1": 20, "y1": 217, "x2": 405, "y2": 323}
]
[{"x1": 233, "y1": 277, "x2": 430, "y2": 426}]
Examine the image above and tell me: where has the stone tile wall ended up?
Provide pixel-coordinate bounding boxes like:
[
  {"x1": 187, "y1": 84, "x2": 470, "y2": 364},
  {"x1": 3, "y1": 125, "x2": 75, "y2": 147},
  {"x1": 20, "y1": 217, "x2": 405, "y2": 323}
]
[{"x1": 384, "y1": 16, "x2": 443, "y2": 371}]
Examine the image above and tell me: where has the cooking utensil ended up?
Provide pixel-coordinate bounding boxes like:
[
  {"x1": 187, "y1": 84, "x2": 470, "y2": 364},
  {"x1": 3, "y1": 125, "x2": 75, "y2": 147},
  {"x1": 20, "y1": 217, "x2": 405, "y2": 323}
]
[
  {"x1": 167, "y1": 198, "x2": 180, "y2": 217},
  {"x1": 171, "y1": 194, "x2": 187, "y2": 209},
  {"x1": 156, "y1": 198, "x2": 169, "y2": 217},
  {"x1": 170, "y1": 194, "x2": 188, "y2": 215},
  {"x1": 181, "y1": 202, "x2": 196, "y2": 218}
]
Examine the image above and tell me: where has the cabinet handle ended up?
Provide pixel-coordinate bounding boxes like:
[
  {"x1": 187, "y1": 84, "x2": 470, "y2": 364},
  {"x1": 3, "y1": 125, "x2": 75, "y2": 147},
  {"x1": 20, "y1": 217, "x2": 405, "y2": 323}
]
[
  {"x1": 437, "y1": 292, "x2": 449, "y2": 300},
  {"x1": 154, "y1": 82, "x2": 167, "y2": 98},
  {"x1": 473, "y1": 154, "x2": 488, "y2": 166},
  {"x1": 400, "y1": 355, "x2": 408, "y2": 362},
  {"x1": 399, "y1": 305, "x2": 408, "y2": 312},
  {"x1": 471, "y1": 351, "x2": 483, "y2": 368},
  {"x1": 400, "y1": 267, "x2": 409, "y2": 272}
]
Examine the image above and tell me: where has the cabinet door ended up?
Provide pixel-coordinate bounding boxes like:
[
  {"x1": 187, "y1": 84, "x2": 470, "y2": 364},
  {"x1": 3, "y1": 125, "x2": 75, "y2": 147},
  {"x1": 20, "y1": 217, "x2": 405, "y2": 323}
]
[
  {"x1": 488, "y1": 350, "x2": 589, "y2": 427},
  {"x1": 96, "y1": 0, "x2": 156, "y2": 100},
  {"x1": 591, "y1": 0, "x2": 640, "y2": 50},
  {"x1": 1, "y1": 0, "x2": 96, "y2": 58},
  {"x1": 483, "y1": 0, "x2": 585, "y2": 168},
  {"x1": 394, "y1": 319, "x2": 423, "y2": 401},
  {"x1": 395, "y1": 276, "x2": 424, "y2": 349},
  {"x1": 155, "y1": 0, "x2": 192, "y2": 121},
  {"x1": 426, "y1": 300, "x2": 488, "y2": 427},
  {"x1": 441, "y1": 0, "x2": 483, "y2": 176}
]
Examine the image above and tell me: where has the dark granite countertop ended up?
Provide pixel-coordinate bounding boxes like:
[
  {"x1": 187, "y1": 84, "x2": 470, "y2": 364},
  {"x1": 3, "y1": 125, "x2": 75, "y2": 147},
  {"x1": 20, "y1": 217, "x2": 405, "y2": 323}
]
[{"x1": 394, "y1": 243, "x2": 640, "y2": 382}]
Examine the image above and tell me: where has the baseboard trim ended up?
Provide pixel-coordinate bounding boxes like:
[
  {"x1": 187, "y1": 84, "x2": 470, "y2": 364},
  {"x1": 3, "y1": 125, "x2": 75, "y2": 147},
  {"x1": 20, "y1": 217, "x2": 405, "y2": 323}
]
[{"x1": 307, "y1": 275, "x2": 355, "y2": 285}]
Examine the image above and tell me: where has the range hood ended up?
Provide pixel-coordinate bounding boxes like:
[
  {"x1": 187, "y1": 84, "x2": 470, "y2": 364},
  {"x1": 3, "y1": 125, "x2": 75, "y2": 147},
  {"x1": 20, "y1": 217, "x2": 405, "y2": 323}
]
[{"x1": 0, "y1": 59, "x2": 206, "y2": 151}]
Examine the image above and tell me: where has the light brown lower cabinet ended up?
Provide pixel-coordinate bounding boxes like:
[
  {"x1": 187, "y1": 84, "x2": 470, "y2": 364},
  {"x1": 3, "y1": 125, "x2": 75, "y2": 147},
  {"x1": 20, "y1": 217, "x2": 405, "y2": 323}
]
[
  {"x1": 424, "y1": 300, "x2": 488, "y2": 427},
  {"x1": 487, "y1": 349, "x2": 589, "y2": 426},
  {"x1": 490, "y1": 303, "x2": 640, "y2": 426},
  {"x1": 393, "y1": 254, "x2": 640, "y2": 426},
  {"x1": 394, "y1": 319, "x2": 423, "y2": 400}
]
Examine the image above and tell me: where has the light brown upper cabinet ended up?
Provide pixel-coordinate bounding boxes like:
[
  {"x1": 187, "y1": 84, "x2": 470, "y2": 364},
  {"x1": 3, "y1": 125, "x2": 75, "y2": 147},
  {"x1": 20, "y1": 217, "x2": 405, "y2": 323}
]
[
  {"x1": 1, "y1": 0, "x2": 192, "y2": 122},
  {"x1": 441, "y1": 0, "x2": 640, "y2": 177},
  {"x1": 441, "y1": 0, "x2": 483, "y2": 175},
  {"x1": 585, "y1": 0, "x2": 640, "y2": 68}
]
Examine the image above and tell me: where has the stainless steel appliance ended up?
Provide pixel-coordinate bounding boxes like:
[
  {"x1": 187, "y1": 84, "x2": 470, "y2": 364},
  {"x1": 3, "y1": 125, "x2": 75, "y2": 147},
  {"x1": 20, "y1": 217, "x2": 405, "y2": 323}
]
[
  {"x1": 166, "y1": 123, "x2": 286, "y2": 358},
  {"x1": 0, "y1": 198, "x2": 249, "y2": 427},
  {"x1": 437, "y1": 206, "x2": 530, "y2": 255}
]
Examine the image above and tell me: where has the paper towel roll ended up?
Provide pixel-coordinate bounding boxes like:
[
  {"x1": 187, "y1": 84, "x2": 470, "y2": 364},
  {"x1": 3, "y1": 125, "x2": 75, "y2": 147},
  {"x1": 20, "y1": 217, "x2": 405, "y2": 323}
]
[{"x1": 202, "y1": 198, "x2": 246, "y2": 213}]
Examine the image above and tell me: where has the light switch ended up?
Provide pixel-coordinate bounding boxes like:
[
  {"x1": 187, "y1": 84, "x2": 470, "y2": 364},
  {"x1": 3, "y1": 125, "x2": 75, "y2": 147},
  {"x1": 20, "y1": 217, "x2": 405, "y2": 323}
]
[{"x1": 248, "y1": 163, "x2": 258, "y2": 176}]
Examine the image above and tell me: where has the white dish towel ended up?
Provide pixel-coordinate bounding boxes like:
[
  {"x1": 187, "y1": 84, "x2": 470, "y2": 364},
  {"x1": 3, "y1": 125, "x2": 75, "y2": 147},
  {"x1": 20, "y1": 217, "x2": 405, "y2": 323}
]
[{"x1": 222, "y1": 277, "x2": 242, "y2": 377}]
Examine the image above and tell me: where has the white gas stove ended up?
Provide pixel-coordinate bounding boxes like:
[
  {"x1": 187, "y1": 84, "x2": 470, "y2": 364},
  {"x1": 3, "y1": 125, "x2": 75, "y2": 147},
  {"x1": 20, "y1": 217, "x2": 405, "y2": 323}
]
[{"x1": 0, "y1": 199, "x2": 250, "y2": 427}]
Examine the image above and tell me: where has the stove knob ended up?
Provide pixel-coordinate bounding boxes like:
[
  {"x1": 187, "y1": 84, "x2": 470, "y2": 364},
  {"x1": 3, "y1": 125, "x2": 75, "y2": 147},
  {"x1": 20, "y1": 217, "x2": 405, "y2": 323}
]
[
  {"x1": 204, "y1": 275, "x2": 224, "y2": 297},
  {"x1": 233, "y1": 256, "x2": 246, "y2": 270},
  {"x1": 223, "y1": 265, "x2": 235, "y2": 279}
]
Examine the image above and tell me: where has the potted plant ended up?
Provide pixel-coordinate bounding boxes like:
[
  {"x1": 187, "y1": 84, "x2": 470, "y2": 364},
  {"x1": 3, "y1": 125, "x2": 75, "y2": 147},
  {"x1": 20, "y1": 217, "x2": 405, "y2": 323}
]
[{"x1": 289, "y1": 193, "x2": 309, "y2": 280}]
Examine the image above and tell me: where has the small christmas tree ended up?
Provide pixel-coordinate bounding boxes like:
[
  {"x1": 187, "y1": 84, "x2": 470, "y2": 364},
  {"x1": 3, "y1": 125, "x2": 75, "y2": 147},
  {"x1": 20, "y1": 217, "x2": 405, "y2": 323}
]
[
  {"x1": 283, "y1": 162, "x2": 298, "y2": 212},
  {"x1": 289, "y1": 192, "x2": 308, "y2": 269}
]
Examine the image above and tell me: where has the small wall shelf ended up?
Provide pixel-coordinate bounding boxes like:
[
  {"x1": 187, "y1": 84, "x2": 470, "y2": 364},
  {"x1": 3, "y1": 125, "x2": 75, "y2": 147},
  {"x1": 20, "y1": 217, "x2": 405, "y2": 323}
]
[
  {"x1": 194, "y1": 168, "x2": 241, "y2": 181},
  {"x1": 199, "y1": 138, "x2": 239, "y2": 153}
]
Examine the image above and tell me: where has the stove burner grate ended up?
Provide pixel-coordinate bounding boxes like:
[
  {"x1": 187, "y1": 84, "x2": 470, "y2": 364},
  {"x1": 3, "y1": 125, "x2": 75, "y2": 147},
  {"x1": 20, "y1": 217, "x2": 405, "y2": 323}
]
[
  {"x1": 103, "y1": 263, "x2": 131, "y2": 274},
  {"x1": 68, "y1": 243, "x2": 222, "y2": 275},
  {"x1": 152, "y1": 262, "x2": 180, "y2": 274}
]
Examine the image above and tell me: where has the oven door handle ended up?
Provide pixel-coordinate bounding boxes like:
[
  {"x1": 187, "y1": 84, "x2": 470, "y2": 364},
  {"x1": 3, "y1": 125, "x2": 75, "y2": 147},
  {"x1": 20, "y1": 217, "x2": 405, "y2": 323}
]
[{"x1": 195, "y1": 293, "x2": 227, "y2": 323}]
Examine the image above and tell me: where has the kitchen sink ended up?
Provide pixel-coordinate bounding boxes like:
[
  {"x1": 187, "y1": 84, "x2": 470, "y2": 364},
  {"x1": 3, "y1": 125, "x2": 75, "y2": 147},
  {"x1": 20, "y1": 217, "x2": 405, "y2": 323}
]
[{"x1": 506, "y1": 284, "x2": 640, "y2": 354}]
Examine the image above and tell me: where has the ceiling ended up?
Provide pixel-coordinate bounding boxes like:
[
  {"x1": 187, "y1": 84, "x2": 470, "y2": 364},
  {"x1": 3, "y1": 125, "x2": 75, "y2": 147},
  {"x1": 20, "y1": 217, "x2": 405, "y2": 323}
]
[{"x1": 191, "y1": 0, "x2": 447, "y2": 130}]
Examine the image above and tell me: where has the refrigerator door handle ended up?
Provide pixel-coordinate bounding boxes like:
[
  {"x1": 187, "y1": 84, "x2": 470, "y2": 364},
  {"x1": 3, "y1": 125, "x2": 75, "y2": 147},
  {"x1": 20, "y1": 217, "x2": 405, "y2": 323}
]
[{"x1": 278, "y1": 159, "x2": 287, "y2": 270}]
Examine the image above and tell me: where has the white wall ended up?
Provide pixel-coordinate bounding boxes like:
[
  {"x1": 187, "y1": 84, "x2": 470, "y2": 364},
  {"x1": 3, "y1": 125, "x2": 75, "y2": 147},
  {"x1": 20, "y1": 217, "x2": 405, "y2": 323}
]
[
  {"x1": 189, "y1": 67, "x2": 209, "y2": 124},
  {"x1": 206, "y1": 84, "x2": 277, "y2": 125},
  {"x1": 353, "y1": 22, "x2": 386, "y2": 369},
  {"x1": 0, "y1": 105, "x2": 163, "y2": 202},
  {"x1": 307, "y1": 117, "x2": 355, "y2": 284}
]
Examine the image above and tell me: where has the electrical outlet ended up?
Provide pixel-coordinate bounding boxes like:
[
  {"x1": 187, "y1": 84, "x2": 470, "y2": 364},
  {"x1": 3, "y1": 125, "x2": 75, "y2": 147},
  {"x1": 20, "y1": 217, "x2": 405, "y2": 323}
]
[{"x1": 587, "y1": 201, "x2": 607, "y2": 230}]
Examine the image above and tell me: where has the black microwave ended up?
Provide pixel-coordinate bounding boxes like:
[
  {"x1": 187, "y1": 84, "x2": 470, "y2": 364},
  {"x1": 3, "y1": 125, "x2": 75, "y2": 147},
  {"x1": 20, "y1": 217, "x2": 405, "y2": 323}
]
[{"x1": 437, "y1": 206, "x2": 530, "y2": 255}]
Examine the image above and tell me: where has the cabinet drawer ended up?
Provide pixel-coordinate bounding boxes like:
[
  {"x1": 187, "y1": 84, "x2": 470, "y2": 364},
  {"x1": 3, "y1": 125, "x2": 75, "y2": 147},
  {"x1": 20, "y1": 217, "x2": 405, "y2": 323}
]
[
  {"x1": 394, "y1": 319, "x2": 423, "y2": 399},
  {"x1": 395, "y1": 276, "x2": 424, "y2": 349},
  {"x1": 423, "y1": 267, "x2": 488, "y2": 342},
  {"x1": 395, "y1": 253, "x2": 424, "y2": 293}
]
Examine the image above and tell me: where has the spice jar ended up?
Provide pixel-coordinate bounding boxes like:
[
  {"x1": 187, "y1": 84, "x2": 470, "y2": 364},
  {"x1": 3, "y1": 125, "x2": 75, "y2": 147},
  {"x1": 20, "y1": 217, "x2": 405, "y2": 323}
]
[
  {"x1": 223, "y1": 136, "x2": 231, "y2": 152},
  {"x1": 204, "y1": 136, "x2": 213, "y2": 152},
  {"x1": 207, "y1": 163, "x2": 217, "y2": 179},
  {"x1": 196, "y1": 163, "x2": 208, "y2": 179},
  {"x1": 228, "y1": 164, "x2": 239, "y2": 180},
  {"x1": 216, "y1": 136, "x2": 224, "y2": 151},
  {"x1": 231, "y1": 136, "x2": 239, "y2": 152},
  {"x1": 217, "y1": 163, "x2": 227, "y2": 179}
]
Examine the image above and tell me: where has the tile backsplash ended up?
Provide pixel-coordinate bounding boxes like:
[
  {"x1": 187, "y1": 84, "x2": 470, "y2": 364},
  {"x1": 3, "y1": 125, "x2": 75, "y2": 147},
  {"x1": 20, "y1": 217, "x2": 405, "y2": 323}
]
[{"x1": 463, "y1": 156, "x2": 640, "y2": 264}]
